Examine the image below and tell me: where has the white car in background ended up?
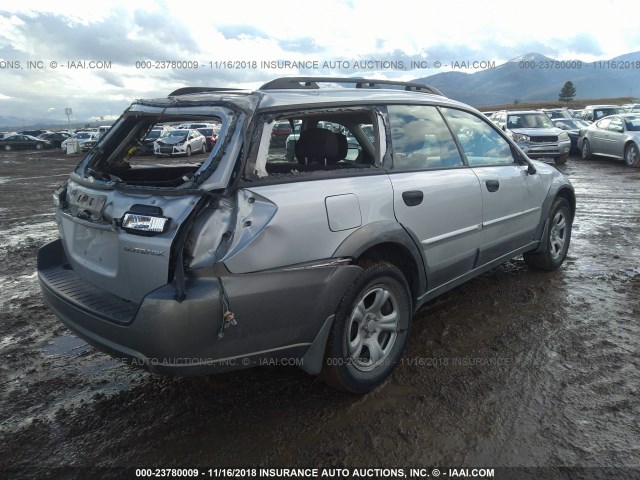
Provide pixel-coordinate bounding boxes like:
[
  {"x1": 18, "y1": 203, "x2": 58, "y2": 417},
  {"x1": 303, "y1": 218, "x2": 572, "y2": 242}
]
[
  {"x1": 61, "y1": 131, "x2": 101, "y2": 151},
  {"x1": 154, "y1": 128, "x2": 206, "y2": 156}
]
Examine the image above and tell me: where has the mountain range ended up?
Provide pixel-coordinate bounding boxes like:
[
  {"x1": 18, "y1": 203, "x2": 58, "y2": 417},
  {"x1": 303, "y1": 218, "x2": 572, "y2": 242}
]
[
  {"x1": 2, "y1": 51, "x2": 639, "y2": 128},
  {"x1": 414, "y1": 51, "x2": 640, "y2": 106}
]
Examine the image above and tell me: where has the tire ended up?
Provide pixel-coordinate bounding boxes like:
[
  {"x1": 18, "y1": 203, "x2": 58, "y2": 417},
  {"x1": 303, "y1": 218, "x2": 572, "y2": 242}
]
[
  {"x1": 321, "y1": 262, "x2": 412, "y2": 393},
  {"x1": 581, "y1": 139, "x2": 592, "y2": 160},
  {"x1": 4, "y1": 145, "x2": 11, "y2": 151},
  {"x1": 624, "y1": 143, "x2": 640, "y2": 168},
  {"x1": 36, "y1": 143, "x2": 43, "y2": 150},
  {"x1": 524, "y1": 197, "x2": 572, "y2": 271},
  {"x1": 201, "y1": 143, "x2": 206, "y2": 154},
  {"x1": 554, "y1": 153, "x2": 568, "y2": 165},
  {"x1": 186, "y1": 146, "x2": 191, "y2": 157}
]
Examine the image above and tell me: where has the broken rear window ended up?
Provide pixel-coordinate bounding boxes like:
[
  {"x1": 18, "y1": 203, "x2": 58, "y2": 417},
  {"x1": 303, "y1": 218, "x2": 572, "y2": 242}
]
[
  {"x1": 75, "y1": 104, "x2": 239, "y2": 190},
  {"x1": 245, "y1": 108, "x2": 380, "y2": 181}
]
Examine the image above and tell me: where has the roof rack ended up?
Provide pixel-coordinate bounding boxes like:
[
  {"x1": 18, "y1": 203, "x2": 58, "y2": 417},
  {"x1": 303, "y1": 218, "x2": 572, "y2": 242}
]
[
  {"x1": 259, "y1": 77, "x2": 443, "y2": 96},
  {"x1": 168, "y1": 87, "x2": 241, "y2": 96}
]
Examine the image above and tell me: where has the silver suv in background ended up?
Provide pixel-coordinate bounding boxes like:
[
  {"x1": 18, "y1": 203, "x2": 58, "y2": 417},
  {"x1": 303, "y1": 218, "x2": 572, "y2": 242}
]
[
  {"x1": 37, "y1": 77, "x2": 575, "y2": 393},
  {"x1": 490, "y1": 110, "x2": 571, "y2": 164},
  {"x1": 579, "y1": 105, "x2": 624, "y2": 123}
]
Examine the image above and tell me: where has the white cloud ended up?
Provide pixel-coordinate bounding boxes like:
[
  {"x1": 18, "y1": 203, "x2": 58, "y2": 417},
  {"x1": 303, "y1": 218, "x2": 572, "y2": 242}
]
[{"x1": 0, "y1": 0, "x2": 639, "y2": 123}]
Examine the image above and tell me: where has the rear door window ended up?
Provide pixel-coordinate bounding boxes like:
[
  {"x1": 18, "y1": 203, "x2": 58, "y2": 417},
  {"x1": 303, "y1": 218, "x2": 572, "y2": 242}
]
[{"x1": 387, "y1": 105, "x2": 463, "y2": 170}]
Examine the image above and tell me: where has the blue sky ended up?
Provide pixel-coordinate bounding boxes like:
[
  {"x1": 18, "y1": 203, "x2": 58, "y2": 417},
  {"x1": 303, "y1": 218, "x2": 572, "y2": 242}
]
[{"x1": 1, "y1": 0, "x2": 639, "y2": 123}]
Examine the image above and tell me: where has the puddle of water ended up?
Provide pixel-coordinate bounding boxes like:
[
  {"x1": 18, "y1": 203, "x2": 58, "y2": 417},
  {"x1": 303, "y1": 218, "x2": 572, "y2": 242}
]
[
  {"x1": 41, "y1": 334, "x2": 91, "y2": 357},
  {"x1": 0, "y1": 221, "x2": 57, "y2": 249}
]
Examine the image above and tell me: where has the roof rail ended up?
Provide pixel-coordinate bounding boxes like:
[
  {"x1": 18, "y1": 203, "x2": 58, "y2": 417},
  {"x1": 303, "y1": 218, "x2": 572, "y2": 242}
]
[
  {"x1": 259, "y1": 77, "x2": 443, "y2": 96},
  {"x1": 168, "y1": 87, "x2": 241, "y2": 96}
]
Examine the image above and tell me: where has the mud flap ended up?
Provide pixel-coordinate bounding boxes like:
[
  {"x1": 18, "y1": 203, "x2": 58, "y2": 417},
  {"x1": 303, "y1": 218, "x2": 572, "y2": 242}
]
[{"x1": 300, "y1": 314, "x2": 335, "y2": 375}]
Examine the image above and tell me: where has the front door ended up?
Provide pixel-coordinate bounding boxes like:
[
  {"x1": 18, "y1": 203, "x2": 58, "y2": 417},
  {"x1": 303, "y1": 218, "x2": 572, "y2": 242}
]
[{"x1": 440, "y1": 108, "x2": 541, "y2": 265}]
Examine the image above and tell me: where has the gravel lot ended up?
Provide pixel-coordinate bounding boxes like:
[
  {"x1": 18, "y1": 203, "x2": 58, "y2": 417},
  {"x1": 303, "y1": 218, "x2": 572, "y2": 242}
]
[{"x1": 0, "y1": 149, "x2": 638, "y2": 478}]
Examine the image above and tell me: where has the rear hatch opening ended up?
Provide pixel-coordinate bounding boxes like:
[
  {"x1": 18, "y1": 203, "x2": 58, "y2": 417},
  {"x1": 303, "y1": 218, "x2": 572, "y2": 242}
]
[
  {"x1": 76, "y1": 109, "x2": 232, "y2": 189},
  {"x1": 48, "y1": 97, "x2": 255, "y2": 305}
]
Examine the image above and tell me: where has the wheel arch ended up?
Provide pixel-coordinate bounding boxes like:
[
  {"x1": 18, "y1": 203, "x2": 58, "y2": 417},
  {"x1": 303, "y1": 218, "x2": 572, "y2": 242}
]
[
  {"x1": 531, "y1": 182, "x2": 575, "y2": 254},
  {"x1": 333, "y1": 221, "x2": 427, "y2": 304}
]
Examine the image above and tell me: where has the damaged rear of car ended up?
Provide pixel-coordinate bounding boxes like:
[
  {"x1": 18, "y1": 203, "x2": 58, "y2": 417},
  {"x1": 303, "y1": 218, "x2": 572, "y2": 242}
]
[{"x1": 37, "y1": 87, "x2": 362, "y2": 380}]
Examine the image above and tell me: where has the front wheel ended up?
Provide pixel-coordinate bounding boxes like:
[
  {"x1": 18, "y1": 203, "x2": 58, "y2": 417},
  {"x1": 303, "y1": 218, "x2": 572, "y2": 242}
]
[
  {"x1": 201, "y1": 143, "x2": 206, "y2": 154},
  {"x1": 581, "y1": 139, "x2": 592, "y2": 160},
  {"x1": 186, "y1": 146, "x2": 191, "y2": 157},
  {"x1": 624, "y1": 143, "x2": 639, "y2": 167},
  {"x1": 321, "y1": 262, "x2": 412, "y2": 393},
  {"x1": 554, "y1": 153, "x2": 568, "y2": 165},
  {"x1": 4, "y1": 145, "x2": 11, "y2": 151},
  {"x1": 36, "y1": 143, "x2": 43, "y2": 150},
  {"x1": 524, "y1": 197, "x2": 572, "y2": 271}
]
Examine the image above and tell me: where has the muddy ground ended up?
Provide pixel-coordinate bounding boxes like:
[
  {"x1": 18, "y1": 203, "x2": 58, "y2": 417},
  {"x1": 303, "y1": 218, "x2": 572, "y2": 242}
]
[{"x1": 0, "y1": 149, "x2": 639, "y2": 478}]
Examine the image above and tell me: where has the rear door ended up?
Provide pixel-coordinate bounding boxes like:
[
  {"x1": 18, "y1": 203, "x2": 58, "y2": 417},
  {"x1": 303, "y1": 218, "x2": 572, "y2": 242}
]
[
  {"x1": 441, "y1": 108, "x2": 542, "y2": 265},
  {"x1": 590, "y1": 118, "x2": 611, "y2": 155},
  {"x1": 386, "y1": 105, "x2": 483, "y2": 290},
  {"x1": 605, "y1": 116, "x2": 625, "y2": 157}
]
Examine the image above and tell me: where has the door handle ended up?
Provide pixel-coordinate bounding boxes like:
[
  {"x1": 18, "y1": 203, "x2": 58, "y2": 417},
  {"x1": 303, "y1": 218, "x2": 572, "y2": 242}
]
[
  {"x1": 485, "y1": 180, "x2": 500, "y2": 192},
  {"x1": 402, "y1": 190, "x2": 424, "y2": 206}
]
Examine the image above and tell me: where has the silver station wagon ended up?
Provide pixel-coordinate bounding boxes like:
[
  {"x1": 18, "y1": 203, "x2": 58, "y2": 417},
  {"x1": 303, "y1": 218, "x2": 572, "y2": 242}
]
[{"x1": 37, "y1": 77, "x2": 575, "y2": 393}]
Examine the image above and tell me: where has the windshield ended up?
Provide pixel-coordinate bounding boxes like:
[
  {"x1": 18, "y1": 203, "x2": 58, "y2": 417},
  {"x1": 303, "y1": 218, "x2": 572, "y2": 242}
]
[
  {"x1": 76, "y1": 132, "x2": 92, "y2": 139},
  {"x1": 145, "y1": 130, "x2": 162, "y2": 139},
  {"x1": 507, "y1": 114, "x2": 554, "y2": 129},
  {"x1": 554, "y1": 119, "x2": 588, "y2": 129}
]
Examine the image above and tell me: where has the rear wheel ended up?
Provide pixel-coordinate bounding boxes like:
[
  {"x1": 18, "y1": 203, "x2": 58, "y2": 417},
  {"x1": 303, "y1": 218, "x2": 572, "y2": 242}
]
[
  {"x1": 321, "y1": 262, "x2": 412, "y2": 393},
  {"x1": 201, "y1": 143, "x2": 206, "y2": 154},
  {"x1": 554, "y1": 153, "x2": 568, "y2": 165},
  {"x1": 581, "y1": 139, "x2": 592, "y2": 160},
  {"x1": 4, "y1": 145, "x2": 11, "y2": 151},
  {"x1": 624, "y1": 143, "x2": 639, "y2": 167},
  {"x1": 36, "y1": 143, "x2": 43, "y2": 150},
  {"x1": 524, "y1": 197, "x2": 572, "y2": 271}
]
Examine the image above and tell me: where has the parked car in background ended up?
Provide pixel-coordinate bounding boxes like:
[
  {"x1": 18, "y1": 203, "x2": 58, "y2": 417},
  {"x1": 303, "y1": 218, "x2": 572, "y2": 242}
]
[
  {"x1": 270, "y1": 119, "x2": 294, "y2": 147},
  {"x1": 577, "y1": 113, "x2": 640, "y2": 167},
  {"x1": 551, "y1": 118, "x2": 590, "y2": 152},
  {"x1": 569, "y1": 109, "x2": 584, "y2": 119},
  {"x1": 154, "y1": 128, "x2": 206, "y2": 156},
  {"x1": 0, "y1": 134, "x2": 53, "y2": 151},
  {"x1": 541, "y1": 108, "x2": 572, "y2": 120},
  {"x1": 579, "y1": 105, "x2": 624, "y2": 123},
  {"x1": 136, "y1": 125, "x2": 174, "y2": 155},
  {"x1": 39, "y1": 132, "x2": 72, "y2": 148},
  {"x1": 490, "y1": 110, "x2": 571, "y2": 164},
  {"x1": 61, "y1": 131, "x2": 101, "y2": 151},
  {"x1": 176, "y1": 122, "x2": 220, "y2": 131},
  {"x1": 0, "y1": 131, "x2": 17, "y2": 140},
  {"x1": 21, "y1": 129, "x2": 51, "y2": 137},
  {"x1": 621, "y1": 103, "x2": 640, "y2": 113},
  {"x1": 37, "y1": 77, "x2": 575, "y2": 393},
  {"x1": 196, "y1": 127, "x2": 218, "y2": 152}
]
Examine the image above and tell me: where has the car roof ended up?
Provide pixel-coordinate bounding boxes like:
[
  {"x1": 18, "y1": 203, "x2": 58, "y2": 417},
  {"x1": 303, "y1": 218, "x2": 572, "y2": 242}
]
[
  {"x1": 136, "y1": 77, "x2": 471, "y2": 113},
  {"x1": 504, "y1": 110, "x2": 548, "y2": 115}
]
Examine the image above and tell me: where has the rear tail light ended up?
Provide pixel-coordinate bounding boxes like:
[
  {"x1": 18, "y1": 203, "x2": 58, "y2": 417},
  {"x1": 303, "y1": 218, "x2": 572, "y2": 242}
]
[{"x1": 121, "y1": 205, "x2": 170, "y2": 235}]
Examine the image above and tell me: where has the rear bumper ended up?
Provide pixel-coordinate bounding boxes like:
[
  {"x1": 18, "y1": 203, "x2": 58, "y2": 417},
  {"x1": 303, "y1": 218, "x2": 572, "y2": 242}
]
[{"x1": 38, "y1": 239, "x2": 360, "y2": 375}]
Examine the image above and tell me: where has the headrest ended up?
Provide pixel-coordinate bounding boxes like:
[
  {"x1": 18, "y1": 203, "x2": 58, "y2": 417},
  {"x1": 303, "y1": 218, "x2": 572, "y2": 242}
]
[{"x1": 295, "y1": 128, "x2": 345, "y2": 165}]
